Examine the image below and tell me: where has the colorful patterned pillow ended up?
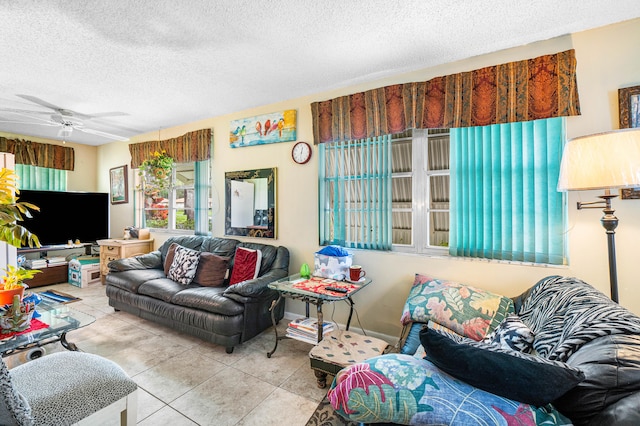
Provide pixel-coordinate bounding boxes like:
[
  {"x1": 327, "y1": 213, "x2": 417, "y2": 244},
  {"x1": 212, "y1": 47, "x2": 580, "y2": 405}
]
[
  {"x1": 482, "y1": 313, "x2": 535, "y2": 353},
  {"x1": 328, "y1": 353, "x2": 572, "y2": 425},
  {"x1": 400, "y1": 273, "x2": 514, "y2": 340},
  {"x1": 420, "y1": 326, "x2": 585, "y2": 406},
  {"x1": 167, "y1": 245, "x2": 200, "y2": 285},
  {"x1": 164, "y1": 243, "x2": 229, "y2": 287}
]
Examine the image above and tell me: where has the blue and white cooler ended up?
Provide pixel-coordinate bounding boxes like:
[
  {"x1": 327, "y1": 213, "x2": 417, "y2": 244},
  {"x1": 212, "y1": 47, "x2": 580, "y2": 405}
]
[{"x1": 68, "y1": 257, "x2": 101, "y2": 288}]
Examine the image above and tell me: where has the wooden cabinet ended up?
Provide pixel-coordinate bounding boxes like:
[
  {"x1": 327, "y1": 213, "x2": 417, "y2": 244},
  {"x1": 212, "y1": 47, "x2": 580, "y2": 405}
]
[
  {"x1": 97, "y1": 239, "x2": 154, "y2": 282},
  {"x1": 23, "y1": 264, "x2": 69, "y2": 289}
]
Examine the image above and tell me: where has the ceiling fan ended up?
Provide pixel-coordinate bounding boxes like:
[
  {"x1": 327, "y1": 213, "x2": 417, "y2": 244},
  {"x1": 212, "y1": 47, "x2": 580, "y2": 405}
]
[{"x1": 0, "y1": 95, "x2": 131, "y2": 141}]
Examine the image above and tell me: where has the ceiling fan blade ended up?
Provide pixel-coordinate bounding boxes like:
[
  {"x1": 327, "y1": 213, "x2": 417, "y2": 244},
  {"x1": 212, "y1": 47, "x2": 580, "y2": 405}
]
[
  {"x1": 16, "y1": 94, "x2": 64, "y2": 111},
  {"x1": 0, "y1": 119, "x2": 59, "y2": 126},
  {"x1": 82, "y1": 111, "x2": 129, "y2": 119},
  {"x1": 0, "y1": 110, "x2": 60, "y2": 125},
  {"x1": 0, "y1": 107, "x2": 52, "y2": 116},
  {"x1": 17, "y1": 95, "x2": 128, "y2": 120},
  {"x1": 76, "y1": 127, "x2": 129, "y2": 141},
  {"x1": 83, "y1": 118, "x2": 142, "y2": 134}
]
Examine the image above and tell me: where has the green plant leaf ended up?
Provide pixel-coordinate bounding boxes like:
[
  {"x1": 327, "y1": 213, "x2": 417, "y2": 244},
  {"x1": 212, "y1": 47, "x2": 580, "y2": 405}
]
[
  {"x1": 442, "y1": 287, "x2": 465, "y2": 313},
  {"x1": 347, "y1": 384, "x2": 423, "y2": 424}
]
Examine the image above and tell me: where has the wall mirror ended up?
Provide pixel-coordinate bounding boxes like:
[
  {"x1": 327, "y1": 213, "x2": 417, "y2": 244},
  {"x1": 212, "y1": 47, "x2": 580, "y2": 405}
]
[{"x1": 225, "y1": 167, "x2": 277, "y2": 239}]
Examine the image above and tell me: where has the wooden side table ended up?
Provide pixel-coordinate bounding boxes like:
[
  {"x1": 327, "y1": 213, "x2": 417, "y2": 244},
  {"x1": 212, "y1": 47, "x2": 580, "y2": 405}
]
[{"x1": 97, "y1": 239, "x2": 154, "y2": 283}]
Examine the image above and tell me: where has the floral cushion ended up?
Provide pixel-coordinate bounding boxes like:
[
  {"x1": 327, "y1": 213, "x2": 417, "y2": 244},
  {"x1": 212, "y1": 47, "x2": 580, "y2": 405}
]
[
  {"x1": 400, "y1": 273, "x2": 514, "y2": 340},
  {"x1": 328, "y1": 353, "x2": 572, "y2": 425}
]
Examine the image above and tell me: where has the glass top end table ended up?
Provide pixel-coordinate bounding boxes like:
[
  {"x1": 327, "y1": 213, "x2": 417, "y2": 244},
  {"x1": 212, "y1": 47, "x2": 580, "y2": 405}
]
[
  {"x1": 0, "y1": 295, "x2": 95, "y2": 360},
  {"x1": 267, "y1": 274, "x2": 373, "y2": 357}
]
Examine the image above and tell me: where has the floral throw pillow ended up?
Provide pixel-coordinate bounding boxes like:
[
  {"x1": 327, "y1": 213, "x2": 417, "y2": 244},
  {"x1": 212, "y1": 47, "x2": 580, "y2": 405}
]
[
  {"x1": 167, "y1": 245, "x2": 200, "y2": 285},
  {"x1": 400, "y1": 273, "x2": 514, "y2": 341}
]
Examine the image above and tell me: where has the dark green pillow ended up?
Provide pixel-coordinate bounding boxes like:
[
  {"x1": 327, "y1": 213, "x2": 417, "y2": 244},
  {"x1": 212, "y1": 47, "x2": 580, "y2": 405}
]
[{"x1": 420, "y1": 327, "x2": 585, "y2": 406}]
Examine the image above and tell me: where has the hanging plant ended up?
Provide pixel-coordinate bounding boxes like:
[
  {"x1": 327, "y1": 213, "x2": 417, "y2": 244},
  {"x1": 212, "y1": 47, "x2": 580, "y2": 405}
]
[{"x1": 137, "y1": 150, "x2": 175, "y2": 195}]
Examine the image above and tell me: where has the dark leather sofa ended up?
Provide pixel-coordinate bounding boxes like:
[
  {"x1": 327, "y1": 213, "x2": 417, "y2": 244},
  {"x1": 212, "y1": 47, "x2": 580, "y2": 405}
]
[{"x1": 104, "y1": 236, "x2": 289, "y2": 353}]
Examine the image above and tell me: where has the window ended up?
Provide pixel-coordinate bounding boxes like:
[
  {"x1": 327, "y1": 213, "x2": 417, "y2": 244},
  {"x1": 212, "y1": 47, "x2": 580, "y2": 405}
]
[
  {"x1": 318, "y1": 131, "x2": 448, "y2": 253},
  {"x1": 450, "y1": 118, "x2": 566, "y2": 264},
  {"x1": 391, "y1": 129, "x2": 450, "y2": 254},
  {"x1": 15, "y1": 165, "x2": 67, "y2": 191},
  {"x1": 135, "y1": 160, "x2": 211, "y2": 234},
  {"x1": 318, "y1": 135, "x2": 392, "y2": 250},
  {"x1": 319, "y1": 118, "x2": 566, "y2": 265}
]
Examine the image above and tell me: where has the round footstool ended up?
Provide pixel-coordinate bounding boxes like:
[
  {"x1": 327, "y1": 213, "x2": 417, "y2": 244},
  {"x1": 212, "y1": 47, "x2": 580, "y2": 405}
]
[{"x1": 309, "y1": 330, "x2": 390, "y2": 388}]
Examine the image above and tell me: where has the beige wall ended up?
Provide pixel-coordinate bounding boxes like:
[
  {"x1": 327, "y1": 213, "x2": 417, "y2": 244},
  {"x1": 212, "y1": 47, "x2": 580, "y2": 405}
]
[
  {"x1": 0, "y1": 132, "x2": 98, "y2": 192},
  {"x1": 90, "y1": 19, "x2": 639, "y2": 338}
]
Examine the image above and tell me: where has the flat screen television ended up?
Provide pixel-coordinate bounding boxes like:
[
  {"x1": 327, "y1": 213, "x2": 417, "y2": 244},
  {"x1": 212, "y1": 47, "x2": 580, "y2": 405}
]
[{"x1": 17, "y1": 190, "x2": 110, "y2": 247}]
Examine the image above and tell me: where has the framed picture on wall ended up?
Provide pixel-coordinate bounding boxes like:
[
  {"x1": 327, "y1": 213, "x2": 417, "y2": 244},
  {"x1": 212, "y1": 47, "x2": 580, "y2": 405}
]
[
  {"x1": 618, "y1": 85, "x2": 640, "y2": 199},
  {"x1": 618, "y1": 85, "x2": 640, "y2": 129},
  {"x1": 109, "y1": 165, "x2": 128, "y2": 204}
]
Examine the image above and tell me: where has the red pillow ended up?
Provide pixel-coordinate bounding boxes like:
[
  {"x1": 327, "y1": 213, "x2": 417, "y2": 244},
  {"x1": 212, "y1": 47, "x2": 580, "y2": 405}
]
[{"x1": 229, "y1": 247, "x2": 262, "y2": 285}]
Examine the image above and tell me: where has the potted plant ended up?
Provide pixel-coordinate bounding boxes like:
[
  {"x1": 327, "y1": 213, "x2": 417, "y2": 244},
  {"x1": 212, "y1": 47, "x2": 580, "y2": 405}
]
[
  {"x1": 137, "y1": 150, "x2": 175, "y2": 195},
  {"x1": 0, "y1": 167, "x2": 41, "y2": 305},
  {"x1": 0, "y1": 264, "x2": 40, "y2": 305}
]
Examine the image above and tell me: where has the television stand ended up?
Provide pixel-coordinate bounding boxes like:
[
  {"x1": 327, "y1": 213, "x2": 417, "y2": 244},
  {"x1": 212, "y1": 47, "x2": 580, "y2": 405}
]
[
  {"x1": 18, "y1": 243, "x2": 95, "y2": 288},
  {"x1": 18, "y1": 243, "x2": 93, "y2": 257}
]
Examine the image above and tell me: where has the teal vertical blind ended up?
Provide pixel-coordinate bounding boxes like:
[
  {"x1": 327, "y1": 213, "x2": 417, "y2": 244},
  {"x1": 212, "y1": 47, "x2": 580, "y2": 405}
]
[
  {"x1": 319, "y1": 135, "x2": 392, "y2": 250},
  {"x1": 15, "y1": 165, "x2": 67, "y2": 191},
  {"x1": 449, "y1": 118, "x2": 566, "y2": 264},
  {"x1": 194, "y1": 159, "x2": 210, "y2": 235}
]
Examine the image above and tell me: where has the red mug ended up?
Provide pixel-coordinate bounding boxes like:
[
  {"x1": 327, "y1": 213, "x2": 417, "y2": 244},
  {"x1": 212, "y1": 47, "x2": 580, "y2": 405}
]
[{"x1": 349, "y1": 265, "x2": 366, "y2": 281}]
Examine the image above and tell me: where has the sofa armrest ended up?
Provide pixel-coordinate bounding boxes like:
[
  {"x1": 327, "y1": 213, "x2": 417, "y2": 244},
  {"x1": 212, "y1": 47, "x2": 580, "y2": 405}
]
[
  {"x1": 223, "y1": 269, "x2": 288, "y2": 299},
  {"x1": 108, "y1": 251, "x2": 163, "y2": 272}
]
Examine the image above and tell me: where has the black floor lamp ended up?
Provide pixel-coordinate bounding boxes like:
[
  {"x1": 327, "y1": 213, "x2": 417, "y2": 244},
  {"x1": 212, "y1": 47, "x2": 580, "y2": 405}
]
[{"x1": 557, "y1": 128, "x2": 640, "y2": 303}]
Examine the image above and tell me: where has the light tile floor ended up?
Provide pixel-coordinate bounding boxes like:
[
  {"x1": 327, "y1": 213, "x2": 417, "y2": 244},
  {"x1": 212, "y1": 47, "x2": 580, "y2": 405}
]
[{"x1": 5, "y1": 283, "x2": 329, "y2": 426}]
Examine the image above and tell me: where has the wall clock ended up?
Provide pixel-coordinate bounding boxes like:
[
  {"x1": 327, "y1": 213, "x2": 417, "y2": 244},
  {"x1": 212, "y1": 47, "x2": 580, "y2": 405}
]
[{"x1": 292, "y1": 141, "x2": 312, "y2": 164}]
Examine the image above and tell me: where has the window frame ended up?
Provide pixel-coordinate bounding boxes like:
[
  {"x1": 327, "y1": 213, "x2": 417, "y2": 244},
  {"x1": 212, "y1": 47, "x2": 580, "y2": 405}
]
[
  {"x1": 135, "y1": 160, "x2": 209, "y2": 234},
  {"x1": 392, "y1": 128, "x2": 450, "y2": 256}
]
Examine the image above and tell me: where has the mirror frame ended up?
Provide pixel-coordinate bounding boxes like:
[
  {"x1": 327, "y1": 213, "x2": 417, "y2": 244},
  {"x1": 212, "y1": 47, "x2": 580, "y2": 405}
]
[{"x1": 225, "y1": 167, "x2": 277, "y2": 239}]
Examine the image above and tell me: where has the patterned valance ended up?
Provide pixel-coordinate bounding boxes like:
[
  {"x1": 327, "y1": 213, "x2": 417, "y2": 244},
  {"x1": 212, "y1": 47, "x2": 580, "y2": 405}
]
[
  {"x1": 0, "y1": 137, "x2": 75, "y2": 171},
  {"x1": 129, "y1": 128, "x2": 212, "y2": 169},
  {"x1": 311, "y1": 49, "x2": 580, "y2": 144}
]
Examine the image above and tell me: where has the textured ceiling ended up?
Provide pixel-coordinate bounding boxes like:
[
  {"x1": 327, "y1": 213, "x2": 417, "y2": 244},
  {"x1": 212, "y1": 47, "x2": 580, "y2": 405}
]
[{"x1": 1, "y1": 0, "x2": 639, "y2": 146}]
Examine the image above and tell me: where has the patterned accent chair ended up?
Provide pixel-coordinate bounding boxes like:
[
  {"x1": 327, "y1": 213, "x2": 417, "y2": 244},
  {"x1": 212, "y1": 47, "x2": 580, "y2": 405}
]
[{"x1": 1, "y1": 351, "x2": 137, "y2": 425}]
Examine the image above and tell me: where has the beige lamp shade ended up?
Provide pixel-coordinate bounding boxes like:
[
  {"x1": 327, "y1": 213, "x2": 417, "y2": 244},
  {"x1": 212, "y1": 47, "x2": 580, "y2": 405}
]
[{"x1": 558, "y1": 128, "x2": 640, "y2": 191}]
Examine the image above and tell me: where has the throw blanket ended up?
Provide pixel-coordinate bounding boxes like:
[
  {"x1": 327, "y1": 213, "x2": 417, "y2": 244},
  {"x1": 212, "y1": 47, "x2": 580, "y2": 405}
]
[{"x1": 517, "y1": 275, "x2": 640, "y2": 361}]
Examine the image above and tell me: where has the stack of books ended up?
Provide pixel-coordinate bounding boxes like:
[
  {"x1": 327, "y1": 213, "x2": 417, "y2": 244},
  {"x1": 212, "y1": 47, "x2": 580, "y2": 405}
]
[
  {"x1": 286, "y1": 317, "x2": 334, "y2": 344},
  {"x1": 46, "y1": 256, "x2": 67, "y2": 267},
  {"x1": 23, "y1": 258, "x2": 47, "y2": 269}
]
